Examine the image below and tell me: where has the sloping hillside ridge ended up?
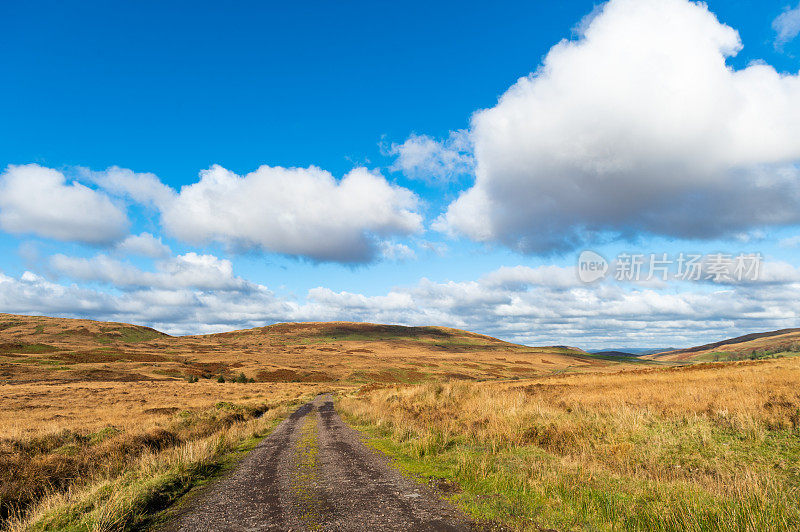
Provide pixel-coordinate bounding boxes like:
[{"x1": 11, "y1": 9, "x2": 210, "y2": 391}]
[{"x1": 646, "y1": 328, "x2": 800, "y2": 362}]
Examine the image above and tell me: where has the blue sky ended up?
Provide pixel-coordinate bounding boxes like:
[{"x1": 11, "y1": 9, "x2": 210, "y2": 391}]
[{"x1": 2, "y1": 0, "x2": 800, "y2": 348}]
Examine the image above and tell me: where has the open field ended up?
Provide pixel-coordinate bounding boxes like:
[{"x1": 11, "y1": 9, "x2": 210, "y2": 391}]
[
  {"x1": 0, "y1": 313, "x2": 643, "y2": 529},
  {"x1": 340, "y1": 357, "x2": 800, "y2": 531},
  {"x1": 4, "y1": 313, "x2": 799, "y2": 530}
]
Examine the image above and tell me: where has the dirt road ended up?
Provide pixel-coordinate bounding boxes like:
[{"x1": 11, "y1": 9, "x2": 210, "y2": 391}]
[{"x1": 163, "y1": 394, "x2": 475, "y2": 531}]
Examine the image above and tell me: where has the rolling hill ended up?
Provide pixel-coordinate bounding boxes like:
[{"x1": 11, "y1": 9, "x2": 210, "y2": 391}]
[
  {"x1": 645, "y1": 327, "x2": 800, "y2": 362},
  {"x1": 0, "y1": 313, "x2": 636, "y2": 386}
]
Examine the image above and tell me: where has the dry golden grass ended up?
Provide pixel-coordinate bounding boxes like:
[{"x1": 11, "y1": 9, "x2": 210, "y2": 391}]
[
  {"x1": 0, "y1": 378, "x2": 323, "y2": 526},
  {"x1": 340, "y1": 357, "x2": 800, "y2": 531},
  {"x1": 506, "y1": 357, "x2": 800, "y2": 431},
  {"x1": 5, "y1": 400, "x2": 302, "y2": 532},
  {"x1": 0, "y1": 380, "x2": 330, "y2": 437}
]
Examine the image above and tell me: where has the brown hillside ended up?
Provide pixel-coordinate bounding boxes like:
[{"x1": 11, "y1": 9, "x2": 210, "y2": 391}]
[
  {"x1": 0, "y1": 314, "x2": 631, "y2": 386},
  {"x1": 0, "y1": 313, "x2": 168, "y2": 346},
  {"x1": 645, "y1": 328, "x2": 800, "y2": 362}
]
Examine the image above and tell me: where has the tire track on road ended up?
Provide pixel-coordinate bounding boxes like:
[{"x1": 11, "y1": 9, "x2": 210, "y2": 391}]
[{"x1": 163, "y1": 395, "x2": 474, "y2": 531}]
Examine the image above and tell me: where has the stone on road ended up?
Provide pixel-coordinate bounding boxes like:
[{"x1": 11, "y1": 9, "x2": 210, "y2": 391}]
[{"x1": 163, "y1": 394, "x2": 474, "y2": 531}]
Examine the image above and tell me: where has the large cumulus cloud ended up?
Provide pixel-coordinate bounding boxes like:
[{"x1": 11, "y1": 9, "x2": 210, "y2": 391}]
[
  {"x1": 161, "y1": 165, "x2": 422, "y2": 263},
  {"x1": 437, "y1": 0, "x2": 800, "y2": 253},
  {"x1": 0, "y1": 165, "x2": 129, "y2": 245}
]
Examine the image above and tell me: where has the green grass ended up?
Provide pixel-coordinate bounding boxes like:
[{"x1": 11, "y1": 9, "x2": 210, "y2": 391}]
[
  {"x1": 341, "y1": 411, "x2": 800, "y2": 531},
  {"x1": 294, "y1": 326, "x2": 484, "y2": 346},
  {"x1": 290, "y1": 413, "x2": 324, "y2": 529},
  {"x1": 0, "y1": 343, "x2": 60, "y2": 354},
  {"x1": 93, "y1": 327, "x2": 164, "y2": 344},
  {"x1": 25, "y1": 435, "x2": 261, "y2": 531},
  {"x1": 298, "y1": 333, "x2": 417, "y2": 344},
  {"x1": 10, "y1": 356, "x2": 70, "y2": 370}
]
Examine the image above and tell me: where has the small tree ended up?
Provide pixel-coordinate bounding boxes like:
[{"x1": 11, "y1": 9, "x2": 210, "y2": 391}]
[{"x1": 217, "y1": 375, "x2": 226, "y2": 383}]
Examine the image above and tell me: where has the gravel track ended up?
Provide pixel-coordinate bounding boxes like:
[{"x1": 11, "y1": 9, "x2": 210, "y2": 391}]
[{"x1": 162, "y1": 395, "x2": 474, "y2": 531}]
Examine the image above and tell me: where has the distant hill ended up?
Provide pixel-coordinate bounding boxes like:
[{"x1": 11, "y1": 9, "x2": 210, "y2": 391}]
[
  {"x1": 590, "y1": 350, "x2": 641, "y2": 358},
  {"x1": 589, "y1": 347, "x2": 675, "y2": 357},
  {"x1": 645, "y1": 328, "x2": 800, "y2": 362},
  {"x1": 0, "y1": 314, "x2": 639, "y2": 385}
]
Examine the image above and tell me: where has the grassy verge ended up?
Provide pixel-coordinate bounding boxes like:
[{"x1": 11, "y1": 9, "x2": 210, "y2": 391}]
[
  {"x1": 346, "y1": 415, "x2": 799, "y2": 531},
  {"x1": 3, "y1": 397, "x2": 309, "y2": 532},
  {"x1": 338, "y1": 360, "x2": 800, "y2": 531}
]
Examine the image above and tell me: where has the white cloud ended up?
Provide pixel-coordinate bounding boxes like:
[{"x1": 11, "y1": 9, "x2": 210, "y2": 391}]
[
  {"x1": 379, "y1": 241, "x2": 416, "y2": 261},
  {"x1": 734, "y1": 260, "x2": 800, "y2": 284},
  {"x1": 5, "y1": 259, "x2": 800, "y2": 346},
  {"x1": 0, "y1": 164, "x2": 129, "y2": 245},
  {"x1": 481, "y1": 265, "x2": 582, "y2": 289},
  {"x1": 115, "y1": 233, "x2": 171, "y2": 258},
  {"x1": 0, "y1": 268, "x2": 291, "y2": 335},
  {"x1": 0, "y1": 271, "x2": 117, "y2": 316},
  {"x1": 773, "y1": 2, "x2": 800, "y2": 46},
  {"x1": 304, "y1": 264, "x2": 800, "y2": 347},
  {"x1": 159, "y1": 253, "x2": 246, "y2": 291},
  {"x1": 303, "y1": 287, "x2": 415, "y2": 322},
  {"x1": 388, "y1": 130, "x2": 473, "y2": 184},
  {"x1": 50, "y1": 252, "x2": 249, "y2": 291},
  {"x1": 438, "y1": 0, "x2": 800, "y2": 253},
  {"x1": 2, "y1": 162, "x2": 422, "y2": 264},
  {"x1": 161, "y1": 164, "x2": 422, "y2": 263},
  {"x1": 295, "y1": 264, "x2": 800, "y2": 348},
  {"x1": 80, "y1": 166, "x2": 176, "y2": 209}
]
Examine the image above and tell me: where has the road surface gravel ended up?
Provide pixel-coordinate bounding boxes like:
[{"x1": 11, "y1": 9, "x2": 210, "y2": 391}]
[{"x1": 162, "y1": 394, "x2": 475, "y2": 531}]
